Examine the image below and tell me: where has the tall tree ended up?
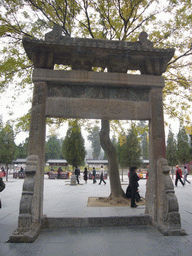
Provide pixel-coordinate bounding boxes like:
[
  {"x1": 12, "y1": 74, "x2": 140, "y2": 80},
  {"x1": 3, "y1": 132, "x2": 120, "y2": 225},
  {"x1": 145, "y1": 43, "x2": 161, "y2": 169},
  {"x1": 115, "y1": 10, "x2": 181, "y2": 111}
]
[
  {"x1": 15, "y1": 137, "x2": 29, "y2": 159},
  {"x1": 166, "y1": 128, "x2": 178, "y2": 177},
  {"x1": 0, "y1": 123, "x2": 16, "y2": 181},
  {"x1": 62, "y1": 120, "x2": 86, "y2": 169},
  {"x1": 116, "y1": 133, "x2": 127, "y2": 181},
  {"x1": 99, "y1": 119, "x2": 125, "y2": 200},
  {"x1": 177, "y1": 126, "x2": 191, "y2": 164},
  {"x1": 124, "y1": 123, "x2": 142, "y2": 169},
  {"x1": 137, "y1": 121, "x2": 149, "y2": 160},
  {"x1": 87, "y1": 125, "x2": 101, "y2": 159},
  {"x1": 45, "y1": 135, "x2": 62, "y2": 161}
]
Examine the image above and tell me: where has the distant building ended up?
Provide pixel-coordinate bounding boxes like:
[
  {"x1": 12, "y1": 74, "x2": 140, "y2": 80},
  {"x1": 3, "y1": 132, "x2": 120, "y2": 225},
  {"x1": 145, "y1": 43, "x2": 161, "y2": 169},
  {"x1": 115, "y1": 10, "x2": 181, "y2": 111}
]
[
  {"x1": 12, "y1": 158, "x2": 26, "y2": 172},
  {"x1": 86, "y1": 159, "x2": 149, "y2": 169},
  {"x1": 86, "y1": 159, "x2": 108, "y2": 169},
  {"x1": 47, "y1": 159, "x2": 68, "y2": 167}
]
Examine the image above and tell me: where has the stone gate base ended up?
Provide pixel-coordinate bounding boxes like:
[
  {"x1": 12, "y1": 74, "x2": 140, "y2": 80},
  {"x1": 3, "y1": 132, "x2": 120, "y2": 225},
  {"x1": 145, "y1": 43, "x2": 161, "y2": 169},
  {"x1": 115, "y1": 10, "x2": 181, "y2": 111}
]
[
  {"x1": 9, "y1": 223, "x2": 41, "y2": 243},
  {"x1": 8, "y1": 214, "x2": 186, "y2": 243},
  {"x1": 42, "y1": 215, "x2": 151, "y2": 229}
]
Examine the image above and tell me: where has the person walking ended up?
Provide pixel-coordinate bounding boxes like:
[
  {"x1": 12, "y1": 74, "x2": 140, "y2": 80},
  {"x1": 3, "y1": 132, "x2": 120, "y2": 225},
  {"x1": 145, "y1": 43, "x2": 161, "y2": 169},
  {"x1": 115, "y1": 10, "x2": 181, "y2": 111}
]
[
  {"x1": 98, "y1": 166, "x2": 106, "y2": 185},
  {"x1": 57, "y1": 167, "x2": 62, "y2": 179},
  {"x1": 0, "y1": 177, "x2": 6, "y2": 208},
  {"x1": 183, "y1": 166, "x2": 191, "y2": 185},
  {"x1": 75, "y1": 166, "x2": 80, "y2": 184},
  {"x1": 92, "y1": 167, "x2": 97, "y2": 184},
  {"x1": 129, "y1": 166, "x2": 140, "y2": 208},
  {"x1": 83, "y1": 167, "x2": 88, "y2": 184},
  {"x1": 175, "y1": 165, "x2": 184, "y2": 187}
]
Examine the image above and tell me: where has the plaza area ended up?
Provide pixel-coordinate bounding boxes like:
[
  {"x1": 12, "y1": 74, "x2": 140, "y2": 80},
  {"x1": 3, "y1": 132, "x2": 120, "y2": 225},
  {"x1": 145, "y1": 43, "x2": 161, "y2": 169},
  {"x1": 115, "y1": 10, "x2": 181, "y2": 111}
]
[{"x1": 0, "y1": 174, "x2": 192, "y2": 256}]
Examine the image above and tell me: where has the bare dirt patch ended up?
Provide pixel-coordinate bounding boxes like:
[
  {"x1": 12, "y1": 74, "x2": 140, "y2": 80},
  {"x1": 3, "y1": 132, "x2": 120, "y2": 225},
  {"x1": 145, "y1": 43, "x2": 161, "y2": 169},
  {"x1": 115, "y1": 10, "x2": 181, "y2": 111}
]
[{"x1": 87, "y1": 197, "x2": 146, "y2": 207}]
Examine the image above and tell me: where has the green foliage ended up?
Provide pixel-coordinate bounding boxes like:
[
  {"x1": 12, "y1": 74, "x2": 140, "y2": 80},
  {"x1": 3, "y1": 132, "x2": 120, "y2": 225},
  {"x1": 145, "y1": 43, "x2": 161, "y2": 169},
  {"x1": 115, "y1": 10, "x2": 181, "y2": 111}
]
[
  {"x1": 87, "y1": 125, "x2": 101, "y2": 159},
  {"x1": 137, "y1": 121, "x2": 149, "y2": 160},
  {"x1": 177, "y1": 126, "x2": 191, "y2": 164},
  {"x1": 45, "y1": 135, "x2": 63, "y2": 161},
  {"x1": 62, "y1": 120, "x2": 86, "y2": 168},
  {"x1": 116, "y1": 133, "x2": 127, "y2": 169},
  {"x1": 0, "y1": 0, "x2": 192, "y2": 123},
  {"x1": 15, "y1": 112, "x2": 31, "y2": 133},
  {"x1": 166, "y1": 128, "x2": 178, "y2": 167},
  {"x1": 0, "y1": 122, "x2": 16, "y2": 165},
  {"x1": 117, "y1": 123, "x2": 142, "y2": 169},
  {"x1": 15, "y1": 137, "x2": 29, "y2": 159}
]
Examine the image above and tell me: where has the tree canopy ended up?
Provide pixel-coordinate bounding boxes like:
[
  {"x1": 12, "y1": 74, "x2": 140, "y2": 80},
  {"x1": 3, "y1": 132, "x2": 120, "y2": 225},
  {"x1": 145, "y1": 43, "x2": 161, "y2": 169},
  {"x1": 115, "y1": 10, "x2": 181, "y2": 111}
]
[
  {"x1": 87, "y1": 125, "x2": 101, "y2": 159},
  {"x1": 122, "y1": 123, "x2": 142, "y2": 169},
  {"x1": 177, "y1": 126, "x2": 191, "y2": 164},
  {"x1": 62, "y1": 120, "x2": 86, "y2": 168},
  {"x1": 0, "y1": 0, "x2": 192, "y2": 127},
  {"x1": 45, "y1": 135, "x2": 63, "y2": 161},
  {"x1": 166, "y1": 128, "x2": 178, "y2": 168},
  {"x1": 0, "y1": 123, "x2": 16, "y2": 181}
]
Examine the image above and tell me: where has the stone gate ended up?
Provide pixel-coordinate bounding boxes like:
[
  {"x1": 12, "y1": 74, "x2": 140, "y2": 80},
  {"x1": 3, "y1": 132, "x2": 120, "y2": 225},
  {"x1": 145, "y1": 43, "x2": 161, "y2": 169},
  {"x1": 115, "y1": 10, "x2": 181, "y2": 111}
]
[{"x1": 9, "y1": 26, "x2": 186, "y2": 242}]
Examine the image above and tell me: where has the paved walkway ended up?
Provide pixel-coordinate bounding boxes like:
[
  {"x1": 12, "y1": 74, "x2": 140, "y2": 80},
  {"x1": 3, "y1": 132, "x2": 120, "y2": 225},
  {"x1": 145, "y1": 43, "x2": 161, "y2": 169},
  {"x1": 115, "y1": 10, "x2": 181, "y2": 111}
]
[{"x1": 0, "y1": 174, "x2": 192, "y2": 255}]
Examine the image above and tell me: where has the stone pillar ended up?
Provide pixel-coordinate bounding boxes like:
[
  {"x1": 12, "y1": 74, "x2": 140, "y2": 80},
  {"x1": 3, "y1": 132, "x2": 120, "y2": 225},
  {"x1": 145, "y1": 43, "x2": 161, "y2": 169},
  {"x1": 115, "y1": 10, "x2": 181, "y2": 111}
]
[
  {"x1": 146, "y1": 88, "x2": 185, "y2": 235},
  {"x1": 9, "y1": 81, "x2": 47, "y2": 242},
  {"x1": 146, "y1": 88, "x2": 166, "y2": 221}
]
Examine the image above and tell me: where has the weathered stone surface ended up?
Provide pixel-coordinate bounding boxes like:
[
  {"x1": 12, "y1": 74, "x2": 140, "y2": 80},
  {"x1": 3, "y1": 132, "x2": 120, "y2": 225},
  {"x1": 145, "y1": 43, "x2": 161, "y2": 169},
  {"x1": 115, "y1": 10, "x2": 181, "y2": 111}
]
[
  {"x1": 32, "y1": 69, "x2": 165, "y2": 87},
  {"x1": 146, "y1": 88, "x2": 166, "y2": 220},
  {"x1": 23, "y1": 27, "x2": 174, "y2": 75},
  {"x1": 46, "y1": 98, "x2": 150, "y2": 120},
  {"x1": 9, "y1": 80, "x2": 47, "y2": 243},
  {"x1": 151, "y1": 157, "x2": 186, "y2": 236},
  {"x1": 42, "y1": 215, "x2": 151, "y2": 229},
  {"x1": 32, "y1": 69, "x2": 164, "y2": 120}
]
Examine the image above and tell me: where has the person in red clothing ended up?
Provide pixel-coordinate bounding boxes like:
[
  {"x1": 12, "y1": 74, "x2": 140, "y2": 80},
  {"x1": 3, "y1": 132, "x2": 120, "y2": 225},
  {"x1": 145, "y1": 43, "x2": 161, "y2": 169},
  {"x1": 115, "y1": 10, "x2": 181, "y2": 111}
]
[{"x1": 175, "y1": 165, "x2": 184, "y2": 187}]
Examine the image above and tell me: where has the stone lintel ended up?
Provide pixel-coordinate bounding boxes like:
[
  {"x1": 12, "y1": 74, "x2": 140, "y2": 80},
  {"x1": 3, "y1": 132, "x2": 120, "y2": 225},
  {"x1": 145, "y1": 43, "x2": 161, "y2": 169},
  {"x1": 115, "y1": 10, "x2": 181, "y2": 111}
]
[
  {"x1": 46, "y1": 97, "x2": 150, "y2": 120},
  {"x1": 33, "y1": 69, "x2": 164, "y2": 88}
]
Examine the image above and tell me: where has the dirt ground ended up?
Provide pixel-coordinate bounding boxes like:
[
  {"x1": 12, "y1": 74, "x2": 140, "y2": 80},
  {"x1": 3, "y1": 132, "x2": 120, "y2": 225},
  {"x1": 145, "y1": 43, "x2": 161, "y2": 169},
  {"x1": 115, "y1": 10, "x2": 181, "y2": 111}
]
[{"x1": 87, "y1": 196, "x2": 146, "y2": 207}]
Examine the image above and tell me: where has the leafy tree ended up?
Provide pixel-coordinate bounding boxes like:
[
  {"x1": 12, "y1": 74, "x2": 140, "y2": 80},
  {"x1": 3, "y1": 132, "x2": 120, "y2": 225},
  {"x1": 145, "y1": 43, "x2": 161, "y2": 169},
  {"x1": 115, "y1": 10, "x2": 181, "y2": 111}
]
[
  {"x1": 0, "y1": 123, "x2": 16, "y2": 181},
  {"x1": 15, "y1": 137, "x2": 29, "y2": 159},
  {"x1": 0, "y1": 1, "x2": 192, "y2": 122},
  {"x1": 123, "y1": 123, "x2": 142, "y2": 169},
  {"x1": 166, "y1": 128, "x2": 178, "y2": 176},
  {"x1": 137, "y1": 121, "x2": 149, "y2": 160},
  {"x1": 62, "y1": 120, "x2": 86, "y2": 169},
  {"x1": 177, "y1": 126, "x2": 191, "y2": 164},
  {"x1": 87, "y1": 126, "x2": 101, "y2": 159},
  {"x1": 45, "y1": 135, "x2": 63, "y2": 161},
  {"x1": 116, "y1": 133, "x2": 126, "y2": 168},
  {"x1": 116, "y1": 133, "x2": 127, "y2": 181}
]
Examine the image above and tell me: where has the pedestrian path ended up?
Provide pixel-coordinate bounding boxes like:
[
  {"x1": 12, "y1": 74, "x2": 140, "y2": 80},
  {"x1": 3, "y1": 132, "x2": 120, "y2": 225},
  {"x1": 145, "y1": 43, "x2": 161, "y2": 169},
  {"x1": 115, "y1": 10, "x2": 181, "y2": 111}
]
[{"x1": 0, "y1": 175, "x2": 192, "y2": 256}]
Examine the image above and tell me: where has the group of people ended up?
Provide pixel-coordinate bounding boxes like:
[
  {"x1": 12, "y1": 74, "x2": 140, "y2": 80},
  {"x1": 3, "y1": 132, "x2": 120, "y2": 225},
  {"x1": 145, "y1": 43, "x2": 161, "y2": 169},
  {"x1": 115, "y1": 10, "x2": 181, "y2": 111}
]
[
  {"x1": 175, "y1": 165, "x2": 191, "y2": 187},
  {"x1": 74, "y1": 166, "x2": 106, "y2": 185}
]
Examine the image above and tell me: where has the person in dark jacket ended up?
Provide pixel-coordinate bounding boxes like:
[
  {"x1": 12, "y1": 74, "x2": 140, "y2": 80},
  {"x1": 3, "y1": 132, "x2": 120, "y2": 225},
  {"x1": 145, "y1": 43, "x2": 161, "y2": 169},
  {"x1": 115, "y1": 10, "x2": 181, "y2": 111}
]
[
  {"x1": 75, "y1": 166, "x2": 80, "y2": 184},
  {"x1": 129, "y1": 166, "x2": 140, "y2": 208},
  {"x1": 83, "y1": 167, "x2": 88, "y2": 183},
  {"x1": 126, "y1": 185, "x2": 141, "y2": 202},
  {"x1": 92, "y1": 167, "x2": 97, "y2": 184}
]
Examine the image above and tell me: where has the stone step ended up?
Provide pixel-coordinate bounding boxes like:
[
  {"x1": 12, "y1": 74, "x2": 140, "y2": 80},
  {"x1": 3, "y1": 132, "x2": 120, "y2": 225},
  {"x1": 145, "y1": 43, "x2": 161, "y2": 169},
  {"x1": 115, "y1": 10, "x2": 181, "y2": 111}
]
[{"x1": 42, "y1": 215, "x2": 151, "y2": 229}]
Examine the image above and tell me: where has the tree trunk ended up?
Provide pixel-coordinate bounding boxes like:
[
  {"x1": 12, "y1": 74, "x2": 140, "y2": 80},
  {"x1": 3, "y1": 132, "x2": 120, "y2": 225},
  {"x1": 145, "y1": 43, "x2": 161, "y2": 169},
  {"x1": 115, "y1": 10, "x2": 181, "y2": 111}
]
[{"x1": 99, "y1": 119, "x2": 125, "y2": 199}]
